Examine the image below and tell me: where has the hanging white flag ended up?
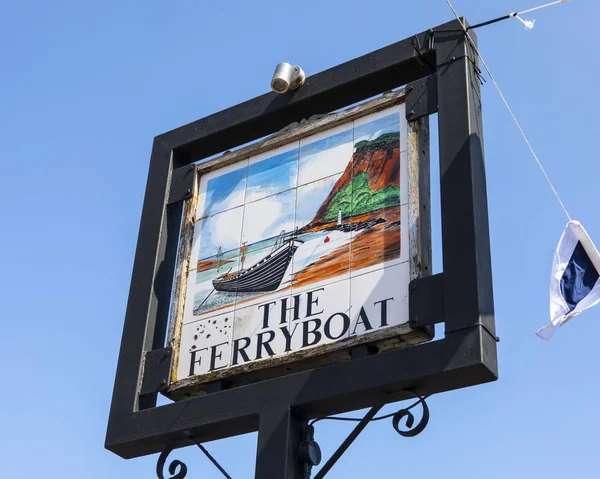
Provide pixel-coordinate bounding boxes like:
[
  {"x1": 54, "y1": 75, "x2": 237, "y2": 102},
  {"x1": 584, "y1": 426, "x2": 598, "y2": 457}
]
[{"x1": 537, "y1": 221, "x2": 600, "y2": 339}]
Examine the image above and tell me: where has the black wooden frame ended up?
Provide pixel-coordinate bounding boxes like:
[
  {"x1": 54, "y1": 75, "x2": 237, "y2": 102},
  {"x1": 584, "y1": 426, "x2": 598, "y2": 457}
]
[{"x1": 106, "y1": 19, "x2": 497, "y2": 478}]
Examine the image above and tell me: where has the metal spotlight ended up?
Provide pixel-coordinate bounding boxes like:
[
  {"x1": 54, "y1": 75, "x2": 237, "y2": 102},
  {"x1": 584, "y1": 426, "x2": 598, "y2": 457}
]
[{"x1": 271, "y1": 62, "x2": 306, "y2": 94}]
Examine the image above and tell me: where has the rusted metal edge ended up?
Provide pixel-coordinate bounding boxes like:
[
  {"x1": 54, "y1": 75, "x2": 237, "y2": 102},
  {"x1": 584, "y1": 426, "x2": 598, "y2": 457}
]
[
  {"x1": 407, "y1": 115, "x2": 435, "y2": 337},
  {"x1": 166, "y1": 171, "x2": 199, "y2": 387},
  {"x1": 407, "y1": 116, "x2": 432, "y2": 282}
]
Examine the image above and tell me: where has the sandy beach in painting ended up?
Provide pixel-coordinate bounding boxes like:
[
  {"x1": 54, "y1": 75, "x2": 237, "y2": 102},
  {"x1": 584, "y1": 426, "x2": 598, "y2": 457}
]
[
  {"x1": 291, "y1": 206, "x2": 400, "y2": 289},
  {"x1": 195, "y1": 205, "x2": 401, "y2": 311},
  {"x1": 189, "y1": 109, "x2": 404, "y2": 317},
  {"x1": 196, "y1": 258, "x2": 234, "y2": 273}
]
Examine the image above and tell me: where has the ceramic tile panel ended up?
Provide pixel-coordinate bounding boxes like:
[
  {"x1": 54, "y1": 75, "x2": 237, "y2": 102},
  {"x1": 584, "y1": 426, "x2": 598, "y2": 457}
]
[
  {"x1": 234, "y1": 189, "x2": 297, "y2": 310},
  {"x1": 298, "y1": 124, "x2": 354, "y2": 187},
  {"x1": 350, "y1": 203, "x2": 409, "y2": 278},
  {"x1": 184, "y1": 206, "x2": 244, "y2": 323},
  {"x1": 196, "y1": 206, "x2": 244, "y2": 262},
  {"x1": 230, "y1": 296, "x2": 293, "y2": 368},
  {"x1": 349, "y1": 105, "x2": 407, "y2": 277},
  {"x1": 196, "y1": 160, "x2": 248, "y2": 220},
  {"x1": 352, "y1": 108, "x2": 402, "y2": 218},
  {"x1": 292, "y1": 175, "x2": 352, "y2": 288},
  {"x1": 246, "y1": 143, "x2": 299, "y2": 203},
  {"x1": 400, "y1": 150, "x2": 408, "y2": 206},
  {"x1": 348, "y1": 262, "x2": 410, "y2": 338},
  {"x1": 172, "y1": 103, "x2": 423, "y2": 388},
  {"x1": 177, "y1": 314, "x2": 234, "y2": 381},
  {"x1": 288, "y1": 278, "x2": 351, "y2": 351},
  {"x1": 353, "y1": 103, "x2": 407, "y2": 154},
  {"x1": 241, "y1": 189, "x2": 297, "y2": 247}
]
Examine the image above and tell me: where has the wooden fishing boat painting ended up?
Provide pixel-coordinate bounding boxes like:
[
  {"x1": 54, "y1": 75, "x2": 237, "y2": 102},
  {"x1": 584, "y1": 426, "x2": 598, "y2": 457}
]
[{"x1": 212, "y1": 236, "x2": 303, "y2": 293}]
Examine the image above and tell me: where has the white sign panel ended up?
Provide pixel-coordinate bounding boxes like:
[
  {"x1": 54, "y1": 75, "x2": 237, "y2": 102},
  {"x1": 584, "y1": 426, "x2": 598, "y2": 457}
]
[{"x1": 168, "y1": 100, "x2": 430, "y2": 392}]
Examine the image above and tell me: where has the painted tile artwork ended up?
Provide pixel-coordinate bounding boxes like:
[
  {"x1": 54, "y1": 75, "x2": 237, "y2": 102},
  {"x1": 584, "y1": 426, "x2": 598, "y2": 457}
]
[{"x1": 177, "y1": 105, "x2": 413, "y2": 383}]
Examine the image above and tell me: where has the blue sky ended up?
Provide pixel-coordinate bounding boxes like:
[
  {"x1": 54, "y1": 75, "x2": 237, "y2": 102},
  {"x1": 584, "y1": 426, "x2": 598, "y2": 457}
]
[{"x1": 2, "y1": 1, "x2": 600, "y2": 478}]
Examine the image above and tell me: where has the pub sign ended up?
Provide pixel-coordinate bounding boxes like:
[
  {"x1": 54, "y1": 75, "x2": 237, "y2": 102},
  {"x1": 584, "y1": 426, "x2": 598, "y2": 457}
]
[{"x1": 167, "y1": 97, "x2": 432, "y2": 396}]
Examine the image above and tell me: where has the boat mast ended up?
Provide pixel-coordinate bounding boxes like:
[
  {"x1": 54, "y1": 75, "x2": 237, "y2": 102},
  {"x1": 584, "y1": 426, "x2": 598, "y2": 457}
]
[
  {"x1": 216, "y1": 246, "x2": 223, "y2": 270},
  {"x1": 240, "y1": 241, "x2": 247, "y2": 269}
]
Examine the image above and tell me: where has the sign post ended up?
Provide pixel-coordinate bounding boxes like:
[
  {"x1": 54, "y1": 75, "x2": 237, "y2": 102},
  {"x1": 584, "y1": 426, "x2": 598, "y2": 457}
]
[{"x1": 106, "y1": 18, "x2": 497, "y2": 478}]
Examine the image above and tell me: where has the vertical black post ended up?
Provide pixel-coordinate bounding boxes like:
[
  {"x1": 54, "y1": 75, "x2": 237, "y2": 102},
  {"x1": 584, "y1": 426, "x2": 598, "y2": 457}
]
[
  {"x1": 255, "y1": 408, "x2": 306, "y2": 479},
  {"x1": 107, "y1": 137, "x2": 176, "y2": 421},
  {"x1": 434, "y1": 23, "x2": 496, "y2": 338}
]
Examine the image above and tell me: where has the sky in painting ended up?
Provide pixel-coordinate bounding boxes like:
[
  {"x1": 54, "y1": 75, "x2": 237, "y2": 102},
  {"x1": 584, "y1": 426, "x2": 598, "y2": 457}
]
[
  {"x1": 242, "y1": 188, "x2": 296, "y2": 245},
  {"x1": 354, "y1": 112, "x2": 400, "y2": 145},
  {"x1": 3, "y1": 1, "x2": 600, "y2": 478},
  {"x1": 197, "y1": 124, "x2": 358, "y2": 250},
  {"x1": 200, "y1": 165, "x2": 247, "y2": 218},
  {"x1": 246, "y1": 147, "x2": 298, "y2": 202},
  {"x1": 298, "y1": 127, "x2": 353, "y2": 185},
  {"x1": 199, "y1": 112, "x2": 391, "y2": 247},
  {"x1": 296, "y1": 175, "x2": 340, "y2": 227},
  {"x1": 196, "y1": 206, "x2": 243, "y2": 259}
]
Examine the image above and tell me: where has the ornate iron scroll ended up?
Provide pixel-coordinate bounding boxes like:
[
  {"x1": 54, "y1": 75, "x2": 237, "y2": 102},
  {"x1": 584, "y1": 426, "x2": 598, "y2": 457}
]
[
  {"x1": 156, "y1": 445, "x2": 188, "y2": 479},
  {"x1": 156, "y1": 442, "x2": 232, "y2": 479},
  {"x1": 391, "y1": 393, "x2": 430, "y2": 437},
  {"x1": 310, "y1": 392, "x2": 431, "y2": 478}
]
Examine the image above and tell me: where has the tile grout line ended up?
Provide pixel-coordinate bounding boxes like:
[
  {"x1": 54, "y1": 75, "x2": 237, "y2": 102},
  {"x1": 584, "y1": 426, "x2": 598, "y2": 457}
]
[
  {"x1": 229, "y1": 159, "x2": 250, "y2": 366},
  {"x1": 186, "y1": 105, "x2": 408, "y2": 372}
]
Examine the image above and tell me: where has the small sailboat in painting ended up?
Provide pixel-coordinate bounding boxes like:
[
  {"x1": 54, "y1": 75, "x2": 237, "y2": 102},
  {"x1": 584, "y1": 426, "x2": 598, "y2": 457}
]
[{"x1": 212, "y1": 231, "x2": 303, "y2": 293}]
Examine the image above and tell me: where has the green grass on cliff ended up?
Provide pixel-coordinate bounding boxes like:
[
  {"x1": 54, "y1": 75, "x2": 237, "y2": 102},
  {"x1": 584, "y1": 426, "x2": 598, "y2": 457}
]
[
  {"x1": 323, "y1": 172, "x2": 400, "y2": 222},
  {"x1": 354, "y1": 132, "x2": 400, "y2": 152}
]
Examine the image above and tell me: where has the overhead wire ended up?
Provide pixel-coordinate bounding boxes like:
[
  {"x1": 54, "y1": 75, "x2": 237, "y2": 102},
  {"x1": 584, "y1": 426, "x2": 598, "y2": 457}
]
[
  {"x1": 467, "y1": 0, "x2": 572, "y2": 30},
  {"x1": 519, "y1": 0, "x2": 571, "y2": 16},
  {"x1": 445, "y1": 0, "x2": 573, "y2": 221}
]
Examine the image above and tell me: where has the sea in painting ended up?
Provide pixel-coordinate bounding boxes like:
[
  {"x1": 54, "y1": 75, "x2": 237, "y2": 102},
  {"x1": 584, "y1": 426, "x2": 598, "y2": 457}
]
[{"x1": 191, "y1": 110, "x2": 403, "y2": 317}]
